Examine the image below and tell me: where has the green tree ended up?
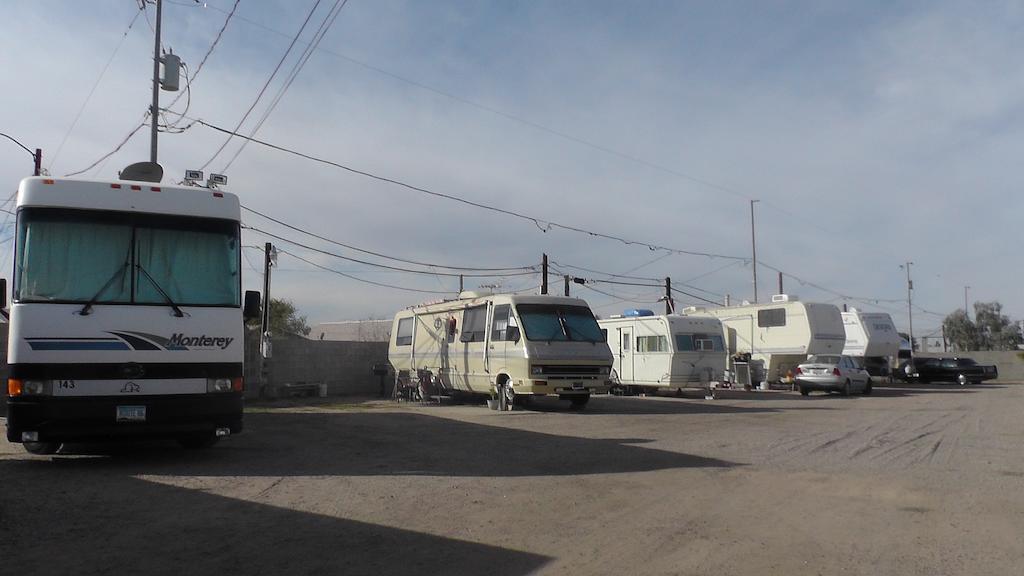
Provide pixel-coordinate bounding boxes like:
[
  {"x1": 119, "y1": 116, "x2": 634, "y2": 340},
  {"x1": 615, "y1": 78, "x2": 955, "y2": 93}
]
[
  {"x1": 973, "y1": 301, "x2": 1020, "y2": 351},
  {"x1": 942, "y1": 309, "x2": 978, "y2": 352},
  {"x1": 248, "y1": 298, "x2": 311, "y2": 336}
]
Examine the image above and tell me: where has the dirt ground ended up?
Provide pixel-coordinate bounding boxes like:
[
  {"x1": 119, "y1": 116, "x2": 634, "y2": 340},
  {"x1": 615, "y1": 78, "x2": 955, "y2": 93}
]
[{"x1": 1, "y1": 381, "x2": 1022, "y2": 576}]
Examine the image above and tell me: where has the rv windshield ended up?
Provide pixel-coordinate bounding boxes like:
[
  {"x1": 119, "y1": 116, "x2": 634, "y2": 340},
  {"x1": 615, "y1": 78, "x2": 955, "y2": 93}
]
[
  {"x1": 15, "y1": 208, "x2": 240, "y2": 307},
  {"x1": 516, "y1": 304, "x2": 604, "y2": 343}
]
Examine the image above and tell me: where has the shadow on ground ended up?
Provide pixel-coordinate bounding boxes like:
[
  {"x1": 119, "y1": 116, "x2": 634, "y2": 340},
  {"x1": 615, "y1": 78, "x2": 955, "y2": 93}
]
[
  {"x1": 0, "y1": 466, "x2": 551, "y2": 576},
  {"x1": 7, "y1": 410, "x2": 737, "y2": 478},
  {"x1": 514, "y1": 394, "x2": 833, "y2": 415}
]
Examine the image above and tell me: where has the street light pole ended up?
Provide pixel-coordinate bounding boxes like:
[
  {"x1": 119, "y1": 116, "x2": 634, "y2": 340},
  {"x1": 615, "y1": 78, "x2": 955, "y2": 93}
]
[
  {"x1": 964, "y1": 285, "x2": 970, "y2": 320},
  {"x1": 750, "y1": 199, "x2": 759, "y2": 303}
]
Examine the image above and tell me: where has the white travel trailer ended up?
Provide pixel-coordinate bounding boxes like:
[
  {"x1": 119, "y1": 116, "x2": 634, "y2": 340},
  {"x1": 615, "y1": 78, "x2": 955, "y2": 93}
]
[
  {"x1": 4, "y1": 176, "x2": 261, "y2": 454},
  {"x1": 388, "y1": 292, "x2": 612, "y2": 409},
  {"x1": 598, "y1": 310, "x2": 726, "y2": 394},
  {"x1": 700, "y1": 295, "x2": 846, "y2": 384},
  {"x1": 841, "y1": 308, "x2": 900, "y2": 378}
]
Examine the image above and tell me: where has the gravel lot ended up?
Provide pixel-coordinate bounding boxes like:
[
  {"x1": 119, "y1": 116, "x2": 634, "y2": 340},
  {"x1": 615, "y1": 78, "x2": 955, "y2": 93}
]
[{"x1": 2, "y1": 382, "x2": 1022, "y2": 575}]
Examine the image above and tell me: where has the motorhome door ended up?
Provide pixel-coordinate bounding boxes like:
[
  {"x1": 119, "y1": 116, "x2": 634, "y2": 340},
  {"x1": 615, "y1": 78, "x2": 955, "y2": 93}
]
[{"x1": 618, "y1": 328, "x2": 634, "y2": 382}]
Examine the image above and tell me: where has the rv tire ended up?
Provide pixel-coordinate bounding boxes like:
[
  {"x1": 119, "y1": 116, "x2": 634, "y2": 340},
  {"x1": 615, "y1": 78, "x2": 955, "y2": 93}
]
[{"x1": 23, "y1": 441, "x2": 61, "y2": 455}]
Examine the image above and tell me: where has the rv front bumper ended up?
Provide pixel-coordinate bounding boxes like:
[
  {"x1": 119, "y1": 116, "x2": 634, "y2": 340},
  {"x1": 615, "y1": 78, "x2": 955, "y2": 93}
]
[
  {"x1": 513, "y1": 379, "x2": 610, "y2": 396},
  {"x1": 5, "y1": 393, "x2": 243, "y2": 444}
]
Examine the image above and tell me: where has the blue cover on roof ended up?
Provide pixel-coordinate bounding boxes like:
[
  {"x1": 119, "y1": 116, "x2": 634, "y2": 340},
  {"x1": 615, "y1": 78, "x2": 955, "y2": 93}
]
[{"x1": 623, "y1": 309, "x2": 655, "y2": 317}]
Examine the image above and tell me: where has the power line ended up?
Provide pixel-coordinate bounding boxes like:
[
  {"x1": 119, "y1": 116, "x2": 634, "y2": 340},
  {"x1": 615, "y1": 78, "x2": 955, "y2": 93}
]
[
  {"x1": 199, "y1": 0, "x2": 324, "y2": 171},
  {"x1": 221, "y1": 0, "x2": 348, "y2": 171},
  {"x1": 243, "y1": 224, "x2": 537, "y2": 278},
  {"x1": 178, "y1": 114, "x2": 748, "y2": 261},
  {"x1": 242, "y1": 204, "x2": 533, "y2": 272},
  {"x1": 48, "y1": 5, "x2": 145, "y2": 171},
  {"x1": 63, "y1": 114, "x2": 150, "y2": 177},
  {"x1": 277, "y1": 248, "x2": 452, "y2": 294}
]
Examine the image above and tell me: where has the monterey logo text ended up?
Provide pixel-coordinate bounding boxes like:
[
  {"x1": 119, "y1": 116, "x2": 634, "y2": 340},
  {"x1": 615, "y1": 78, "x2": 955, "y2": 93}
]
[{"x1": 169, "y1": 334, "x2": 235, "y2": 350}]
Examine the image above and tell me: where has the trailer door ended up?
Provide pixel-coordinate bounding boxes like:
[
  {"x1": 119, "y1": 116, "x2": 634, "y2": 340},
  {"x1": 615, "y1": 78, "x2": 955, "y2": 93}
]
[{"x1": 618, "y1": 328, "x2": 634, "y2": 382}]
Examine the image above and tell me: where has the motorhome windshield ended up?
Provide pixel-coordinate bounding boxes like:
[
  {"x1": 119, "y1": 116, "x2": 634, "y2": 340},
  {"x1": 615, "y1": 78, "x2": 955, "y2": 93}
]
[
  {"x1": 15, "y1": 208, "x2": 240, "y2": 306},
  {"x1": 516, "y1": 304, "x2": 604, "y2": 343}
]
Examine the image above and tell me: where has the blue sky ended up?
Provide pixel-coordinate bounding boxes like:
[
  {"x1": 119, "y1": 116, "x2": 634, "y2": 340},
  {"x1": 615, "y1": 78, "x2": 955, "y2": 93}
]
[{"x1": 2, "y1": 0, "x2": 1023, "y2": 336}]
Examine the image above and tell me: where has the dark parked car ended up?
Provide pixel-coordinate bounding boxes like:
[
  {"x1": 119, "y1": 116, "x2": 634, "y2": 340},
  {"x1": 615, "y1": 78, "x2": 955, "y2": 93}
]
[{"x1": 898, "y1": 357, "x2": 998, "y2": 385}]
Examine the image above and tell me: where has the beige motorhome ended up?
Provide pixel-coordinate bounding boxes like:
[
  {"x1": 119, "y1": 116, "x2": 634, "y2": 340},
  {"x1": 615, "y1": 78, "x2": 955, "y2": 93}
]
[
  {"x1": 697, "y1": 295, "x2": 846, "y2": 384},
  {"x1": 388, "y1": 292, "x2": 612, "y2": 409}
]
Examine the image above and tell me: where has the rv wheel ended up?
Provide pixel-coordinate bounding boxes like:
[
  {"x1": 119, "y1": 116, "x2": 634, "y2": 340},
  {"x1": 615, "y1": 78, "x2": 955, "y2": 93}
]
[{"x1": 23, "y1": 441, "x2": 61, "y2": 455}]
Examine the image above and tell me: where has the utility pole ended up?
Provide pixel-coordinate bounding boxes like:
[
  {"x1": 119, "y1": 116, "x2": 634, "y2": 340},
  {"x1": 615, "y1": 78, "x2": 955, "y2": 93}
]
[
  {"x1": 750, "y1": 199, "x2": 759, "y2": 303},
  {"x1": 541, "y1": 253, "x2": 548, "y2": 295},
  {"x1": 33, "y1": 148, "x2": 41, "y2": 176},
  {"x1": 261, "y1": 242, "x2": 274, "y2": 357},
  {"x1": 964, "y1": 285, "x2": 971, "y2": 320},
  {"x1": 564, "y1": 275, "x2": 570, "y2": 297},
  {"x1": 150, "y1": 0, "x2": 163, "y2": 163},
  {"x1": 777, "y1": 271, "x2": 783, "y2": 296},
  {"x1": 664, "y1": 277, "x2": 673, "y2": 315},
  {"x1": 904, "y1": 261, "x2": 914, "y2": 358},
  {"x1": 458, "y1": 274, "x2": 464, "y2": 293}
]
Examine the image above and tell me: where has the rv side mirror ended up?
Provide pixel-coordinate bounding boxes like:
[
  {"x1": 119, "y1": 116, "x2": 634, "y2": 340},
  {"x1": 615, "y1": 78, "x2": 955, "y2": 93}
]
[
  {"x1": 243, "y1": 290, "x2": 261, "y2": 321},
  {"x1": 507, "y1": 326, "x2": 521, "y2": 343},
  {"x1": 0, "y1": 278, "x2": 6, "y2": 309}
]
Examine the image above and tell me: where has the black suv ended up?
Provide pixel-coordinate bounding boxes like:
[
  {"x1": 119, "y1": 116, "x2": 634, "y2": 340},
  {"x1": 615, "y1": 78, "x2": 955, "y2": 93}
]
[{"x1": 898, "y1": 357, "x2": 998, "y2": 385}]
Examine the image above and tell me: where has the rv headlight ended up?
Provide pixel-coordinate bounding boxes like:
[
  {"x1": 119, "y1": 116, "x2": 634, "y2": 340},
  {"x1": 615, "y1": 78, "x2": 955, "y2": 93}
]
[
  {"x1": 206, "y1": 378, "x2": 233, "y2": 393},
  {"x1": 530, "y1": 366, "x2": 544, "y2": 375},
  {"x1": 22, "y1": 380, "x2": 52, "y2": 396}
]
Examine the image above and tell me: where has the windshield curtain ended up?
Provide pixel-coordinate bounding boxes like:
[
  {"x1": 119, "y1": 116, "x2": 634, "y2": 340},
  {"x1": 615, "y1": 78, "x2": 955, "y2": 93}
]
[
  {"x1": 515, "y1": 304, "x2": 604, "y2": 343},
  {"x1": 15, "y1": 208, "x2": 240, "y2": 306},
  {"x1": 807, "y1": 354, "x2": 840, "y2": 365}
]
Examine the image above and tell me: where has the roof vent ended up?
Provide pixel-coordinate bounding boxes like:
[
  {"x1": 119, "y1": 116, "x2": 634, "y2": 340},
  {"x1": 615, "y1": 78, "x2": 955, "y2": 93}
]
[{"x1": 771, "y1": 294, "x2": 799, "y2": 303}]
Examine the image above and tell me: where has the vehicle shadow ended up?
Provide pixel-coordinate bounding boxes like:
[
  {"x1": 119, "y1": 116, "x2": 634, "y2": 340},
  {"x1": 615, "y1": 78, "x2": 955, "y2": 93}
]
[
  {"x1": 0, "y1": 465, "x2": 552, "y2": 576},
  {"x1": 14, "y1": 410, "x2": 738, "y2": 478},
  {"x1": 518, "y1": 394, "x2": 833, "y2": 415},
  {"x1": 868, "y1": 381, "x2": 992, "y2": 397}
]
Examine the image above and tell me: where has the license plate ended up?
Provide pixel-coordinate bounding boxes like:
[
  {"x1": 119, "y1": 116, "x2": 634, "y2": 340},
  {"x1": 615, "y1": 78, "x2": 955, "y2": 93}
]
[
  {"x1": 572, "y1": 381, "x2": 584, "y2": 390},
  {"x1": 116, "y1": 405, "x2": 146, "y2": 422}
]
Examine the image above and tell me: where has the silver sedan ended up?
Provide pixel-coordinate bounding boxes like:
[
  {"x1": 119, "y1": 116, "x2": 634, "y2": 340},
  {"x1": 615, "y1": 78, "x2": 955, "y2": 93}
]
[{"x1": 795, "y1": 354, "x2": 872, "y2": 396}]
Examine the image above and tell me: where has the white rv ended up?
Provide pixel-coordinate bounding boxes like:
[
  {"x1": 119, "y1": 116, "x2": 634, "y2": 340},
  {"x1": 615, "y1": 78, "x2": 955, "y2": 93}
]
[
  {"x1": 841, "y1": 308, "x2": 900, "y2": 378},
  {"x1": 388, "y1": 292, "x2": 612, "y2": 409},
  {"x1": 701, "y1": 295, "x2": 846, "y2": 384},
  {"x1": 4, "y1": 177, "x2": 260, "y2": 454},
  {"x1": 598, "y1": 310, "x2": 726, "y2": 394}
]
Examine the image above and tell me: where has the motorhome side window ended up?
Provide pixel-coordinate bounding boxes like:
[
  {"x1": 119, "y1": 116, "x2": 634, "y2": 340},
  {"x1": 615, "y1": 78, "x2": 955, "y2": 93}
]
[
  {"x1": 395, "y1": 317, "x2": 413, "y2": 346},
  {"x1": 637, "y1": 336, "x2": 668, "y2": 352},
  {"x1": 461, "y1": 305, "x2": 487, "y2": 343},
  {"x1": 490, "y1": 304, "x2": 519, "y2": 341},
  {"x1": 757, "y1": 308, "x2": 786, "y2": 327}
]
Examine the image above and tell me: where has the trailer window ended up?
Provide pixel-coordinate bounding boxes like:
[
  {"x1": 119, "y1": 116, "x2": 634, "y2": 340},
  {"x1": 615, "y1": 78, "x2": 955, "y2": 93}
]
[
  {"x1": 675, "y1": 334, "x2": 694, "y2": 351},
  {"x1": 757, "y1": 308, "x2": 786, "y2": 327},
  {"x1": 637, "y1": 335, "x2": 668, "y2": 352},
  {"x1": 461, "y1": 306, "x2": 487, "y2": 343},
  {"x1": 395, "y1": 318, "x2": 413, "y2": 346}
]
